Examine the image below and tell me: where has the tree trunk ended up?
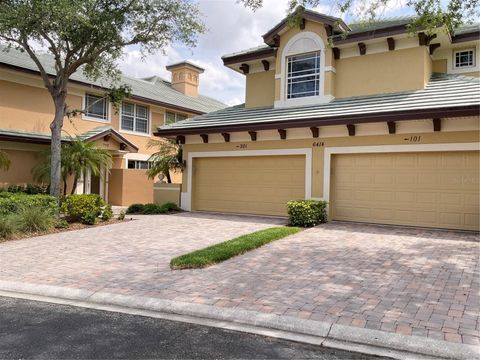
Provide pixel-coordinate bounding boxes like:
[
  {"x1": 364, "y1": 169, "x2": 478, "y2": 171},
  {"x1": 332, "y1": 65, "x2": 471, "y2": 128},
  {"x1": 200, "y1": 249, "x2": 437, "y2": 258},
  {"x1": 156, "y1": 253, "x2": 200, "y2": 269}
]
[
  {"x1": 71, "y1": 175, "x2": 78, "y2": 195},
  {"x1": 165, "y1": 170, "x2": 172, "y2": 184},
  {"x1": 50, "y1": 96, "x2": 66, "y2": 203},
  {"x1": 63, "y1": 177, "x2": 67, "y2": 196}
]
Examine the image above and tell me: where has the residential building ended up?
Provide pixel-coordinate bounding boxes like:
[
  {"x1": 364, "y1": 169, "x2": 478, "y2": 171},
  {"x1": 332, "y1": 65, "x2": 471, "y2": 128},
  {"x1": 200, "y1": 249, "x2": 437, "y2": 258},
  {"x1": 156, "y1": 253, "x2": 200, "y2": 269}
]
[
  {"x1": 0, "y1": 47, "x2": 225, "y2": 205},
  {"x1": 155, "y1": 10, "x2": 480, "y2": 231}
]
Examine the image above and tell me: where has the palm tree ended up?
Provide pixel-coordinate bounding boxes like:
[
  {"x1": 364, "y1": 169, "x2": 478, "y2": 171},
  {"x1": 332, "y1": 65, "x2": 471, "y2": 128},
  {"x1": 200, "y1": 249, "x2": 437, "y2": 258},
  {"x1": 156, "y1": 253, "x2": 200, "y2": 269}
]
[
  {"x1": 0, "y1": 150, "x2": 10, "y2": 171},
  {"x1": 146, "y1": 138, "x2": 184, "y2": 183},
  {"x1": 33, "y1": 136, "x2": 112, "y2": 195}
]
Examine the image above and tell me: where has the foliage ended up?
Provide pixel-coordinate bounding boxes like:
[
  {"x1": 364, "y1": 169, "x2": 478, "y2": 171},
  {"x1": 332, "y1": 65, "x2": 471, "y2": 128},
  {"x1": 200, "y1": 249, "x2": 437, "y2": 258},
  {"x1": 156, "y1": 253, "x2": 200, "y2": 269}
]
[
  {"x1": 238, "y1": 1, "x2": 478, "y2": 35},
  {"x1": 0, "y1": 192, "x2": 57, "y2": 216},
  {"x1": 54, "y1": 219, "x2": 69, "y2": 229},
  {"x1": 60, "y1": 194, "x2": 105, "y2": 224},
  {"x1": 0, "y1": 184, "x2": 48, "y2": 195},
  {"x1": 117, "y1": 210, "x2": 126, "y2": 221},
  {"x1": 170, "y1": 227, "x2": 302, "y2": 269},
  {"x1": 32, "y1": 136, "x2": 112, "y2": 195},
  {"x1": 141, "y1": 203, "x2": 166, "y2": 215},
  {"x1": 287, "y1": 200, "x2": 328, "y2": 227},
  {"x1": 0, "y1": 150, "x2": 10, "y2": 171},
  {"x1": 0, "y1": 215, "x2": 18, "y2": 239},
  {"x1": 16, "y1": 206, "x2": 55, "y2": 232},
  {"x1": 126, "y1": 203, "x2": 145, "y2": 214},
  {"x1": 161, "y1": 202, "x2": 181, "y2": 212},
  {"x1": 101, "y1": 204, "x2": 113, "y2": 221},
  {"x1": 0, "y1": 0, "x2": 205, "y2": 200},
  {"x1": 147, "y1": 138, "x2": 185, "y2": 183}
]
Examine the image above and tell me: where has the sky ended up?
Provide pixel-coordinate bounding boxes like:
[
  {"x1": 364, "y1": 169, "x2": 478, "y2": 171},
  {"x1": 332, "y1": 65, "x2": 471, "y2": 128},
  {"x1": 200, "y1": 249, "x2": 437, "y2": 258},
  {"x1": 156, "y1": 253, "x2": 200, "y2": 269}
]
[{"x1": 118, "y1": 0, "x2": 415, "y2": 106}]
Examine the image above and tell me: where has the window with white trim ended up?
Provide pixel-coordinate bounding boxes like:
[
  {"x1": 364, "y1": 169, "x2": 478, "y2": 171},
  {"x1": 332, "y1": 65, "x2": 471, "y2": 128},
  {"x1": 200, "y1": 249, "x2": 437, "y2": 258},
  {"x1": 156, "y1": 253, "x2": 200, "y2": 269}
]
[
  {"x1": 286, "y1": 51, "x2": 321, "y2": 99},
  {"x1": 454, "y1": 49, "x2": 475, "y2": 68},
  {"x1": 165, "y1": 111, "x2": 188, "y2": 125},
  {"x1": 85, "y1": 94, "x2": 108, "y2": 120},
  {"x1": 127, "y1": 160, "x2": 151, "y2": 169},
  {"x1": 121, "y1": 102, "x2": 149, "y2": 134}
]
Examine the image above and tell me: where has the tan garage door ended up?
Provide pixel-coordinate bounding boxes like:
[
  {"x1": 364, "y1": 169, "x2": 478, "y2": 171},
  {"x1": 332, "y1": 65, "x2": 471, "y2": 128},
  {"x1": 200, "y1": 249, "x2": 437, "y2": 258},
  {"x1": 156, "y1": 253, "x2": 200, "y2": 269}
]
[
  {"x1": 193, "y1": 155, "x2": 305, "y2": 216},
  {"x1": 331, "y1": 151, "x2": 479, "y2": 231}
]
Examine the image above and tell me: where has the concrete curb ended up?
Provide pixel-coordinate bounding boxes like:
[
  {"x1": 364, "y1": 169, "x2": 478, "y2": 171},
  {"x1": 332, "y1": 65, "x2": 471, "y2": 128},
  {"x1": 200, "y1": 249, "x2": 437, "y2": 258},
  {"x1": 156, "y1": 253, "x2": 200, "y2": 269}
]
[{"x1": 0, "y1": 280, "x2": 477, "y2": 360}]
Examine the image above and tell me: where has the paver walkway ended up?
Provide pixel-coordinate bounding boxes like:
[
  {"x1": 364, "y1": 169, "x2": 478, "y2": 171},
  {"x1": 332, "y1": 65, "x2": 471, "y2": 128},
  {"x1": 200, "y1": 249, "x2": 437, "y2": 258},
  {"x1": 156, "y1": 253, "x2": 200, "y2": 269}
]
[{"x1": 0, "y1": 213, "x2": 478, "y2": 346}]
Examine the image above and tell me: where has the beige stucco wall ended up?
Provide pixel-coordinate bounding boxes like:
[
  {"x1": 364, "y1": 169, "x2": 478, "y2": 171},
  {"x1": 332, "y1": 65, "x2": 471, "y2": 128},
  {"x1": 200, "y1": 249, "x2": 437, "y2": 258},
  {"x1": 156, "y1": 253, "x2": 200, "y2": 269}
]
[
  {"x1": 245, "y1": 70, "x2": 275, "y2": 108},
  {"x1": 181, "y1": 118, "x2": 479, "y2": 200},
  {"x1": 154, "y1": 183, "x2": 181, "y2": 206},
  {"x1": 432, "y1": 59, "x2": 447, "y2": 73},
  {"x1": 0, "y1": 147, "x2": 43, "y2": 186},
  {"x1": 108, "y1": 169, "x2": 154, "y2": 206},
  {"x1": 335, "y1": 47, "x2": 430, "y2": 98}
]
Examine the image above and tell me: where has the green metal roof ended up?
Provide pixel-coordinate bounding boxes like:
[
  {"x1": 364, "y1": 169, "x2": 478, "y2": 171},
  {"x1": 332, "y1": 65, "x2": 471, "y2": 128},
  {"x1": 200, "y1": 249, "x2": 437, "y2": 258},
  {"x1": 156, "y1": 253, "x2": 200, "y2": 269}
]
[
  {"x1": 156, "y1": 73, "x2": 480, "y2": 135},
  {"x1": 0, "y1": 45, "x2": 226, "y2": 114}
]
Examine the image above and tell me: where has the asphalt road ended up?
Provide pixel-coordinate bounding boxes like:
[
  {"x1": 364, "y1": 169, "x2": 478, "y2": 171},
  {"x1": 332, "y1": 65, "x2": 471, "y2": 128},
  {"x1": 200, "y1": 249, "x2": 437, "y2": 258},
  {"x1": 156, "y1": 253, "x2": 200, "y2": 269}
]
[{"x1": 0, "y1": 296, "x2": 385, "y2": 359}]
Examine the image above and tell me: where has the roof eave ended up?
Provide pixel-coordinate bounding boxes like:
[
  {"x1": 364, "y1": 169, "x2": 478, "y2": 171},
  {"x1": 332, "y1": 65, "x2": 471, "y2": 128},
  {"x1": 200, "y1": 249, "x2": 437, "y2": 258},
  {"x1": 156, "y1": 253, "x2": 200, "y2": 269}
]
[
  {"x1": 153, "y1": 105, "x2": 480, "y2": 137},
  {"x1": 452, "y1": 30, "x2": 480, "y2": 43},
  {"x1": 222, "y1": 48, "x2": 277, "y2": 66}
]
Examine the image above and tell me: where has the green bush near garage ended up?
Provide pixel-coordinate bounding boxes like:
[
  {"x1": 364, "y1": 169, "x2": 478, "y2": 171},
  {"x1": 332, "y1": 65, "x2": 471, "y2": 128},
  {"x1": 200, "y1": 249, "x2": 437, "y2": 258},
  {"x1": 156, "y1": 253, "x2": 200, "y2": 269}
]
[
  {"x1": 60, "y1": 194, "x2": 105, "y2": 225},
  {"x1": 287, "y1": 200, "x2": 328, "y2": 227},
  {"x1": 0, "y1": 192, "x2": 57, "y2": 216},
  {"x1": 126, "y1": 202, "x2": 180, "y2": 215}
]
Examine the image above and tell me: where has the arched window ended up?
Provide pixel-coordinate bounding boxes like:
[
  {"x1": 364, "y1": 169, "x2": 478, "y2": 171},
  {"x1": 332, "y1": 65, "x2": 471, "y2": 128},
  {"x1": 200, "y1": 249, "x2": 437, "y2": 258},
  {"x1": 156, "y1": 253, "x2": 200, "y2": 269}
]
[{"x1": 276, "y1": 31, "x2": 332, "y2": 107}]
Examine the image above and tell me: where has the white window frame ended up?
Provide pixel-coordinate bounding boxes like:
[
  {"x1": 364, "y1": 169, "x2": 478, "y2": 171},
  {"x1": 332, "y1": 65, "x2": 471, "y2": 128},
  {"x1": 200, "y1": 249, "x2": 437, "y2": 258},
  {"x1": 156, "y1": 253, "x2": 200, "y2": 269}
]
[
  {"x1": 82, "y1": 93, "x2": 110, "y2": 123},
  {"x1": 120, "y1": 102, "x2": 151, "y2": 137},
  {"x1": 164, "y1": 111, "x2": 188, "y2": 125},
  {"x1": 127, "y1": 159, "x2": 151, "y2": 169},
  {"x1": 286, "y1": 51, "x2": 321, "y2": 99},
  {"x1": 453, "y1": 48, "x2": 475, "y2": 69}
]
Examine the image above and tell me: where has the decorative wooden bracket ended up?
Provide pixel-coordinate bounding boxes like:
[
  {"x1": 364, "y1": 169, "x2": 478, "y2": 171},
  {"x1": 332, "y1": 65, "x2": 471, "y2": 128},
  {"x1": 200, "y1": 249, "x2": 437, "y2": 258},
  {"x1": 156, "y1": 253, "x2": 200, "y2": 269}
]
[
  {"x1": 273, "y1": 35, "x2": 280, "y2": 47},
  {"x1": 310, "y1": 127, "x2": 319, "y2": 138},
  {"x1": 324, "y1": 24, "x2": 333, "y2": 36},
  {"x1": 248, "y1": 131, "x2": 257, "y2": 141},
  {"x1": 332, "y1": 47, "x2": 340, "y2": 60},
  {"x1": 278, "y1": 129, "x2": 287, "y2": 140},
  {"x1": 346, "y1": 124, "x2": 355, "y2": 136},
  {"x1": 262, "y1": 60, "x2": 270, "y2": 71},
  {"x1": 418, "y1": 32, "x2": 437, "y2": 46},
  {"x1": 387, "y1": 37, "x2": 395, "y2": 51},
  {"x1": 387, "y1": 121, "x2": 396, "y2": 134},
  {"x1": 176, "y1": 135, "x2": 185, "y2": 145},
  {"x1": 221, "y1": 133, "x2": 230, "y2": 142},
  {"x1": 103, "y1": 135, "x2": 111, "y2": 142},
  {"x1": 433, "y1": 118, "x2": 442, "y2": 132},
  {"x1": 200, "y1": 134, "x2": 208, "y2": 143},
  {"x1": 120, "y1": 143, "x2": 127, "y2": 151},
  {"x1": 429, "y1": 43, "x2": 441, "y2": 55},
  {"x1": 239, "y1": 63, "x2": 249, "y2": 74},
  {"x1": 299, "y1": 18, "x2": 306, "y2": 30},
  {"x1": 358, "y1": 43, "x2": 366, "y2": 55}
]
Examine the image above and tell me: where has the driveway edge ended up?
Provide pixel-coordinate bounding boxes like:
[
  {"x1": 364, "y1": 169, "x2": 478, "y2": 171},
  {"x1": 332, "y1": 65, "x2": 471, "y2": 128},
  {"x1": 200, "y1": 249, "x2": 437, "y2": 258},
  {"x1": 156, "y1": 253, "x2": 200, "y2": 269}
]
[{"x1": 0, "y1": 280, "x2": 477, "y2": 360}]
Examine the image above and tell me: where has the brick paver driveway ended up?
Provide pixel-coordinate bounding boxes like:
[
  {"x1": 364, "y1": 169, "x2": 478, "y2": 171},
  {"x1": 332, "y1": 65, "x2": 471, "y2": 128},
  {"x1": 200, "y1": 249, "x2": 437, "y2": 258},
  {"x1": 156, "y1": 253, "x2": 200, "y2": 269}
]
[{"x1": 0, "y1": 213, "x2": 478, "y2": 345}]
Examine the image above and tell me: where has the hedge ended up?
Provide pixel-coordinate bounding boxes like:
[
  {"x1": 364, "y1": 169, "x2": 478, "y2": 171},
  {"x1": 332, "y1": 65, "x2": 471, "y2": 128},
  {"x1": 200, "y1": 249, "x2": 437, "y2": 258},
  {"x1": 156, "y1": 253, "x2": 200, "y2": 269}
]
[
  {"x1": 0, "y1": 192, "x2": 57, "y2": 216},
  {"x1": 287, "y1": 200, "x2": 328, "y2": 227},
  {"x1": 60, "y1": 194, "x2": 105, "y2": 224}
]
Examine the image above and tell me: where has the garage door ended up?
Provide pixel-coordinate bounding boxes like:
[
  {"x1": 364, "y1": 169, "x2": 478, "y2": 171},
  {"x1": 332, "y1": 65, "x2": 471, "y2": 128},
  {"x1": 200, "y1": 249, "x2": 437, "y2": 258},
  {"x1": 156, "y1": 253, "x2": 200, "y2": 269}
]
[
  {"x1": 331, "y1": 151, "x2": 479, "y2": 231},
  {"x1": 193, "y1": 155, "x2": 305, "y2": 216}
]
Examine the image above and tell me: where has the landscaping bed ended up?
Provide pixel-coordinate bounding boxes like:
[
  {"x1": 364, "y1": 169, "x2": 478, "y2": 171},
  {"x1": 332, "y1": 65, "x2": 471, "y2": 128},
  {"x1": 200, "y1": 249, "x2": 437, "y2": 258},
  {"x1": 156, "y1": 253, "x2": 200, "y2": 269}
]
[{"x1": 170, "y1": 226, "x2": 301, "y2": 270}]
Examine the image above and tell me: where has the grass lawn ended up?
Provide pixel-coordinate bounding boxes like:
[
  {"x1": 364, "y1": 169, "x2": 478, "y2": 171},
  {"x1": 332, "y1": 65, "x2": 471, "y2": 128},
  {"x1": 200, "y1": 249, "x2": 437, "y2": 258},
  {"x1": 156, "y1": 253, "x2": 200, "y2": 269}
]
[{"x1": 170, "y1": 226, "x2": 302, "y2": 270}]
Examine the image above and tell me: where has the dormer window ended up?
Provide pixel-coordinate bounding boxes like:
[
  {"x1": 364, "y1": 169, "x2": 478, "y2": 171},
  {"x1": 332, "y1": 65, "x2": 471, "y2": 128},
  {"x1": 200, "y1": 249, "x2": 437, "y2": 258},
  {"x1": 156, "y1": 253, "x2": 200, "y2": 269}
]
[
  {"x1": 286, "y1": 51, "x2": 321, "y2": 99},
  {"x1": 454, "y1": 49, "x2": 475, "y2": 68}
]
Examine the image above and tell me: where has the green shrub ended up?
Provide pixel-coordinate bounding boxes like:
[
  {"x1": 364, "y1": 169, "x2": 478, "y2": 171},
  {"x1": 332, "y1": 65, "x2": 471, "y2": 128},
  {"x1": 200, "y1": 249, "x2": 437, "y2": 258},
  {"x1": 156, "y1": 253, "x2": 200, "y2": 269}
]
[
  {"x1": 54, "y1": 219, "x2": 69, "y2": 229},
  {"x1": 0, "y1": 184, "x2": 48, "y2": 195},
  {"x1": 0, "y1": 192, "x2": 57, "y2": 216},
  {"x1": 126, "y1": 203, "x2": 145, "y2": 214},
  {"x1": 60, "y1": 194, "x2": 105, "y2": 224},
  {"x1": 81, "y1": 212, "x2": 97, "y2": 225},
  {"x1": 117, "y1": 210, "x2": 126, "y2": 221},
  {"x1": 141, "y1": 203, "x2": 166, "y2": 215},
  {"x1": 17, "y1": 206, "x2": 55, "y2": 232},
  {"x1": 160, "y1": 202, "x2": 180, "y2": 212},
  {"x1": 101, "y1": 204, "x2": 113, "y2": 221},
  {"x1": 287, "y1": 200, "x2": 328, "y2": 227},
  {"x1": 0, "y1": 215, "x2": 19, "y2": 239}
]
